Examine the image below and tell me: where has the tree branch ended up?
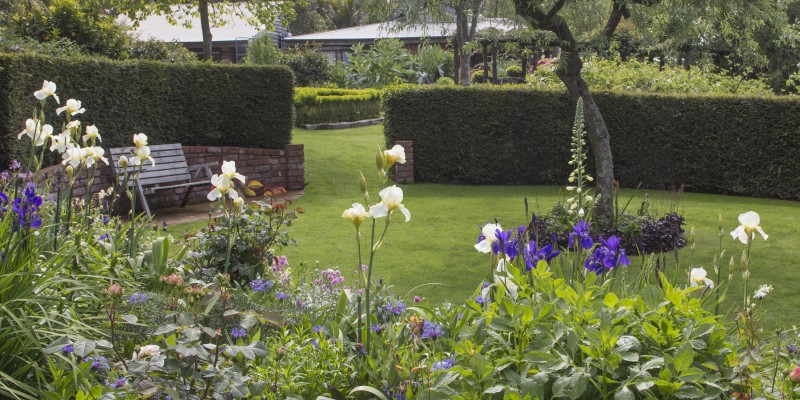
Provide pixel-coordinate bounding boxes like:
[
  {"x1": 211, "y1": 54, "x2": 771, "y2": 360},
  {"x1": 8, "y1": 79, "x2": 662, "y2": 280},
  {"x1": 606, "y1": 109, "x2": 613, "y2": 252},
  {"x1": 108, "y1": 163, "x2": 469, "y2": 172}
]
[
  {"x1": 545, "y1": 0, "x2": 567, "y2": 23},
  {"x1": 602, "y1": 1, "x2": 628, "y2": 40}
]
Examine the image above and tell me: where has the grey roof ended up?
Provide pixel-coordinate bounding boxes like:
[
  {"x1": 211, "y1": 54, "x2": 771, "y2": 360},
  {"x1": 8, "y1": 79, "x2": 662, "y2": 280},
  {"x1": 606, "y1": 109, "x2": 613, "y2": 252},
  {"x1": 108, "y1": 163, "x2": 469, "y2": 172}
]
[
  {"x1": 119, "y1": 5, "x2": 263, "y2": 43},
  {"x1": 284, "y1": 19, "x2": 517, "y2": 43}
]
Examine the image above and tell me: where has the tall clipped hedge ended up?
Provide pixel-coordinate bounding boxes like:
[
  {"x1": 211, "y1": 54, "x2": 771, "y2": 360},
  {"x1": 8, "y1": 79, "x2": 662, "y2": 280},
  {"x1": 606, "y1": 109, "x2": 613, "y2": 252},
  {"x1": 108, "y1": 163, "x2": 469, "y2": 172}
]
[
  {"x1": 0, "y1": 54, "x2": 294, "y2": 164},
  {"x1": 384, "y1": 86, "x2": 800, "y2": 200}
]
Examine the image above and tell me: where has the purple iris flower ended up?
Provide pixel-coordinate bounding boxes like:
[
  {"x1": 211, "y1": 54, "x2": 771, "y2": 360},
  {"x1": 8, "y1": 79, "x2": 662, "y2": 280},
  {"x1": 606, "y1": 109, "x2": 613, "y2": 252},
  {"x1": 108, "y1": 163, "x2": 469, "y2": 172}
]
[
  {"x1": 600, "y1": 236, "x2": 631, "y2": 269},
  {"x1": 491, "y1": 229, "x2": 513, "y2": 255},
  {"x1": 474, "y1": 295, "x2": 487, "y2": 305},
  {"x1": 370, "y1": 324, "x2": 384, "y2": 333},
  {"x1": 524, "y1": 242, "x2": 561, "y2": 271},
  {"x1": 61, "y1": 344, "x2": 75, "y2": 354},
  {"x1": 432, "y1": 357, "x2": 455, "y2": 371},
  {"x1": 421, "y1": 321, "x2": 444, "y2": 339},
  {"x1": 230, "y1": 327, "x2": 247, "y2": 339},
  {"x1": 275, "y1": 292, "x2": 288, "y2": 300},
  {"x1": 584, "y1": 235, "x2": 630, "y2": 274},
  {"x1": 11, "y1": 183, "x2": 43, "y2": 231},
  {"x1": 568, "y1": 219, "x2": 594, "y2": 250},
  {"x1": 0, "y1": 192, "x2": 7, "y2": 210}
]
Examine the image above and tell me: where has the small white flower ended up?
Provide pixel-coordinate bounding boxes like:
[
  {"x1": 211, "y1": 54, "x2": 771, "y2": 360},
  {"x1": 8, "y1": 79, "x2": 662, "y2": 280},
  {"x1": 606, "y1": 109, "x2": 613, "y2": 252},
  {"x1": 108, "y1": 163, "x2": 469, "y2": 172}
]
[
  {"x1": 50, "y1": 132, "x2": 72, "y2": 154},
  {"x1": 83, "y1": 125, "x2": 101, "y2": 143},
  {"x1": 384, "y1": 144, "x2": 406, "y2": 168},
  {"x1": 342, "y1": 203, "x2": 370, "y2": 230},
  {"x1": 130, "y1": 145, "x2": 155, "y2": 167},
  {"x1": 34, "y1": 80, "x2": 59, "y2": 103},
  {"x1": 753, "y1": 284, "x2": 773, "y2": 300},
  {"x1": 18, "y1": 119, "x2": 53, "y2": 147},
  {"x1": 474, "y1": 223, "x2": 502, "y2": 253},
  {"x1": 220, "y1": 160, "x2": 246, "y2": 184},
  {"x1": 689, "y1": 267, "x2": 714, "y2": 288},
  {"x1": 137, "y1": 345, "x2": 161, "y2": 359},
  {"x1": 61, "y1": 145, "x2": 84, "y2": 168},
  {"x1": 56, "y1": 99, "x2": 85, "y2": 116},
  {"x1": 730, "y1": 211, "x2": 768, "y2": 244},
  {"x1": 368, "y1": 185, "x2": 410, "y2": 222},
  {"x1": 133, "y1": 133, "x2": 148, "y2": 148},
  {"x1": 207, "y1": 174, "x2": 238, "y2": 201}
]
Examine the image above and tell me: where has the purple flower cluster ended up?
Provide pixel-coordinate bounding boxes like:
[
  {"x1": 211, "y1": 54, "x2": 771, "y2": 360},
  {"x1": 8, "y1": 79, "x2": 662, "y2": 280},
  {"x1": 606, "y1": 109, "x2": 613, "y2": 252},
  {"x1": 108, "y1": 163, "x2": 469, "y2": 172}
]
[
  {"x1": 315, "y1": 268, "x2": 344, "y2": 292},
  {"x1": 386, "y1": 300, "x2": 407, "y2": 316},
  {"x1": 61, "y1": 344, "x2": 74, "y2": 354},
  {"x1": 584, "y1": 235, "x2": 631, "y2": 274},
  {"x1": 476, "y1": 224, "x2": 560, "y2": 270},
  {"x1": 370, "y1": 323, "x2": 384, "y2": 333},
  {"x1": 249, "y1": 278, "x2": 273, "y2": 292},
  {"x1": 230, "y1": 327, "x2": 247, "y2": 339},
  {"x1": 109, "y1": 377, "x2": 126, "y2": 389},
  {"x1": 421, "y1": 321, "x2": 443, "y2": 340},
  {"x1": 11, "y1": 183, "x2": 43, "y2": 231},
  {"x1": 432, "y1": 357, "x2": 455, "y2": 371},
  {"x1": 312, "y1": 325, "x2": 327, "y2": 334},
  {"x1": 524, "y1": 242, "x2": 560, "y2": 271},
  {"x1": 128, "y1": 293, "x2": 147, "y2": 304},
  {"x1": 272, "y1": 255, "x2": 289, "y2": 272},
  {"x1": 85, "y1": 354, "x2": 109, "y2": 371},
  {"x1": 275, "y1": 292, "x2": 288, "y2": 300},
  {"x1": 474, "y1": 295, "x2": 487, "y2": 305}
]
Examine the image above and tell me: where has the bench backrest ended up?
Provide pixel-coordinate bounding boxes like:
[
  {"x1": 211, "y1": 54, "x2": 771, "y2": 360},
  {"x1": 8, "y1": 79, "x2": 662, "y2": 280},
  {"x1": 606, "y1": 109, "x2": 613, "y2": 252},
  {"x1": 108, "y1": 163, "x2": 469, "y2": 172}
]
[{"x1": 109, "y1": 143, "x2": 195, "y2": 186}]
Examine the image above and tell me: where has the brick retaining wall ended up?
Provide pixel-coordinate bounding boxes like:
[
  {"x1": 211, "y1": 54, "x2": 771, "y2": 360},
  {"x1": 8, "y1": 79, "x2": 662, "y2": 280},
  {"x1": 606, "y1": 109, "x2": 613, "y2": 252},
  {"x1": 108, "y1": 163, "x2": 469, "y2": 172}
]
[{"x1": 38, "y1": 144, "x2": 304, "y2": 213}]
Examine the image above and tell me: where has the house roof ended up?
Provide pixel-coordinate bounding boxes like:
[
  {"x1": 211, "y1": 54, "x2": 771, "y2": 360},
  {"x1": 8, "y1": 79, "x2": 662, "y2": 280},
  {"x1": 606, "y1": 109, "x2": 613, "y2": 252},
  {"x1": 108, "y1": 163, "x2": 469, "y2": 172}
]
[
  {"x1": 284, "y1": 19, "x2": 517, "y2": 44},
  {"x1": 119, "y1": 5, "x2": 264, "y2": 43}
]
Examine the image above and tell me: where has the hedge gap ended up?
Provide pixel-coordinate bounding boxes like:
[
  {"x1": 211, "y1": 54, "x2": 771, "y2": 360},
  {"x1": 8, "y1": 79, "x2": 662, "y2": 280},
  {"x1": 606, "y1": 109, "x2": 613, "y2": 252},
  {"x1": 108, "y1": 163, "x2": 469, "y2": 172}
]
[
  {"x1": 384, "y1": 86, "x2": 800, "y2": 200},
  {"x1": 0, "y1": 54, "x2": 295, "y2": 164}
]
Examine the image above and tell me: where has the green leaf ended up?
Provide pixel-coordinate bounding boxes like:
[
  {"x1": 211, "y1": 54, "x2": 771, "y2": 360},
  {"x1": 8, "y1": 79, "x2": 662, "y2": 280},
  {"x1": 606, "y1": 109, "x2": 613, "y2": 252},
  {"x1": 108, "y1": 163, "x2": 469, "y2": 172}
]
[
  {"x1": 484, "y1": 385, "x2": 505, "y2": 395},
  {"x1": 673, "y1": 343, "x2": 695, "y2": 373},
  {"x1": 603, "y1": 292, "x2": 619, "y2": 308},
  {"x1": 127, "y1": 360, "x2": 149, "y2": 374},
  {"x1": 614, "y1": 385, "x2": 635, "y2": 400},
  {"x1": 153, "y1": 324, "x2": 180, "y2": 336},
  {"x1": 121, "y1": 314, "x2": 138, "y2": 324},
  {"x1": 73, "y1": 340, "x2": 96, "y2": 358},
  {"x1": 349, "y1": 386, "x2": 389, "y2": 400}
]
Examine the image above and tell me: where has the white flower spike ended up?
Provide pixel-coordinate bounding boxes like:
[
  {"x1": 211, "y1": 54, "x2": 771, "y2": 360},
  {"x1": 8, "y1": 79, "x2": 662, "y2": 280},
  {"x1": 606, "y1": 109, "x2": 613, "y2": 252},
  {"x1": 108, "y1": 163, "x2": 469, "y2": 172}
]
[{"x1": 730, "y1": 211, "x2": 768, "y2": 244}]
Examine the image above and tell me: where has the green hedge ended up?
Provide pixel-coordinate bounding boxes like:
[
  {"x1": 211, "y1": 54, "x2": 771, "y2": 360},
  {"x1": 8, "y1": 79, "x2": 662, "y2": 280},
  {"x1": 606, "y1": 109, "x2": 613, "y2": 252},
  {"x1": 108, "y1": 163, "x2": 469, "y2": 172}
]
[
  {"x1": 294, "y1": 87, "x2": 381, "y2": 125},
  {"x1": 384, "y1": 86, "x2": 800, "y2": 200},
  {"x1": 0, "y1": 54, "x2": 294, "y2": 164}
]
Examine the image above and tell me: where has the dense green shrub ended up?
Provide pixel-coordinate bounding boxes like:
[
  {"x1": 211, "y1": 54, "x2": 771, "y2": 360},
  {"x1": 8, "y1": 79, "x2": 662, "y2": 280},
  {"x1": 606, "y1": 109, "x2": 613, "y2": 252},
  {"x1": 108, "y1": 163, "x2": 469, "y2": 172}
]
[
  {"x1": 244, "y1": 33, "x2": 280, "y2": 65},
  {"x1": 471, "y1": 69, "x2": 490, "y2": 83},
  {"x1": 527, "y1": 56, "x2": 774, "y2": 96},
  {"x1": 128, "y1": 39, "x2": 198, "y2": 63},
  {"x1": 12, "y1": 0, "x2": 132, "y2": 59},
  {"x1": 278, "y1": 44, "x2": 330, "y2": 87},
  {"x1": 347, "y1": 39, "x2": 413, "y2": 88},
  {"x1": 0, "y1": 54, "x2": 294, "y2": 164},
  {"x1": 505, "y1": 64, "x2": 524, "y2": 78},
  {"x1": 384, "y1": 85, "x2": 800, "y2": 200},
  {"x1": 436, "y1": 76, "x2": 454, "y2": 85},
  {"x1": 294, "y1": 87, "x2": 381, "y2": 124}
]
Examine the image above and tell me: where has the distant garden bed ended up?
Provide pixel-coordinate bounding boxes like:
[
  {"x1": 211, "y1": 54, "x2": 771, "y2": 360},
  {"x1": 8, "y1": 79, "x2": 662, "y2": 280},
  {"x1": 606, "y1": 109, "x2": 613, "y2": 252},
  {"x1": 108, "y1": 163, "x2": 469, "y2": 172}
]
[{"x1": 294, "y1": 87, "x2": 382, "y2": 125}]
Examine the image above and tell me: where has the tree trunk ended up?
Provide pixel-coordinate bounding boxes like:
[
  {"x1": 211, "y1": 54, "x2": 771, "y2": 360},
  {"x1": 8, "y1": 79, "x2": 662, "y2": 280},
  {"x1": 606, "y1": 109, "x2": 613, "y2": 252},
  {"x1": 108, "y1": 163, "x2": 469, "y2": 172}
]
[
  {"x1": 455, "y1": 7, "x2": 471, "y2": 85},
  {"x1": 512, "y1": 3, "x2": 615, "y2": 220},
  {"x1": 199, "y1": 0, "x2": 213, "y2": 61}
]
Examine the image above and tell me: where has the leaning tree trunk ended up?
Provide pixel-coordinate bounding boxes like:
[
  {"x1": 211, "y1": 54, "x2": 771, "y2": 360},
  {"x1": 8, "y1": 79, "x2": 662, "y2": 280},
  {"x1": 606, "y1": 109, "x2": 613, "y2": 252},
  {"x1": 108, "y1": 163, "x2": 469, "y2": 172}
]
[
  {"x1": 199, "y1": 0, "x2": 213, "y2": 61},
  {"x1": 512, "y1": 2, "x2": 615, "y2": 220}
]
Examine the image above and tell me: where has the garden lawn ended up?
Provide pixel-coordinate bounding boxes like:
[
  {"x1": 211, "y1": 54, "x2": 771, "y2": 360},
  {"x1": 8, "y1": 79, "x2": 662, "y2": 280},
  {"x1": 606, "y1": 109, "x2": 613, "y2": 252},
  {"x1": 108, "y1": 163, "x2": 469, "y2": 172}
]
[{"x1": 170, "y1": 124, "x2": 800, "y2": 329}]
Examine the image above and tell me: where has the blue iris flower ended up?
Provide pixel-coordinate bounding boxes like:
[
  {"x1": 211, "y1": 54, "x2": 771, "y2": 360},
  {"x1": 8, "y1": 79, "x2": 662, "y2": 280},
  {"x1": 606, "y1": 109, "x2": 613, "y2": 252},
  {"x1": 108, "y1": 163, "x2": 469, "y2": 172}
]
[
  {"x1": 432, "y1": 357, "x2": 456, "y2": 371},
  {"x1": 230, "y1": 327, "x2": 247, "y2": 339},
  {"x1": 568, "y1": 219, "x2": 594, "y2": 250},
  {"x1": 524, "y1": 242, "x2": 561, "y2": 271},
  {"x1": 11, "y1": 183, "x2": 43, "y2": 231},
  {"x1": 421, "y1": 321, "x2": 444, "y2": 339},
  {"x1": 583, "y1": 235, "x2": 630, "y2": 274}
]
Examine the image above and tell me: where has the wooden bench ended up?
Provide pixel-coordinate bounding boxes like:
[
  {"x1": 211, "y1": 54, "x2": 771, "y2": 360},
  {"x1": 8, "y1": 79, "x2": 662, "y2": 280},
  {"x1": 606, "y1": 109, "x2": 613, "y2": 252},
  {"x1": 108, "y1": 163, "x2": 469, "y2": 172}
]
[{"x1": 109, "y1": 143, "x2": 217, "y2": 217}]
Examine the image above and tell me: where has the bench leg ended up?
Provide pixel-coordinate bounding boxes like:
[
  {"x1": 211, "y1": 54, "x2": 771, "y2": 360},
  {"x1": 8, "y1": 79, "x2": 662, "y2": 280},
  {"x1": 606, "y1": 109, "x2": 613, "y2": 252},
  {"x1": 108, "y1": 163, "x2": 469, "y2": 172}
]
[
  {"x1": 181, "y1": 185, "x2": 195, "y2": 207},
  {"x1": 137, "y1": 182, "x2": 153, "y2": 218}
]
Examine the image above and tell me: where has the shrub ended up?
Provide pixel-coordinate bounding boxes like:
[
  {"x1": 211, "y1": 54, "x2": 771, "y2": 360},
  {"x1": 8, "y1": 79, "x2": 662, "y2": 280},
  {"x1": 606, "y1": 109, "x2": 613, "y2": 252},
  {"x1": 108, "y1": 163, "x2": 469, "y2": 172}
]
[
  {"x1": 471, "y1": 69, "x2": 490, "y2": 83},
  {"x1": 383, "y1": 85, "x2": 800, "y2": 200},
  {"x1": 128, "y1": 39, "x2": 198, "y2": 63},
  {"x1": 527, "y1": 55, "x2": 773, "y2": 96},
  {"x1": 0, "y1": 54, "x2": 294, "y2": 163},
  {"x1": 278, "y1": 44, "x2": 330, "y2": 87},
  {"x1": 505, "y1": 64, "x2": 524, "y2": 78},
  {"x1": 346, "y1": 39, "x2": 413, "y2": 88},
  {"x1": 244, "y1": 33, "x2": 280, "y2": 65},
  {"x1": 436, "y1": 76, "x2": 454, "y2": 85},
  {"x1": 294, "y1": 87, "x2": 382, "y2": 124}
]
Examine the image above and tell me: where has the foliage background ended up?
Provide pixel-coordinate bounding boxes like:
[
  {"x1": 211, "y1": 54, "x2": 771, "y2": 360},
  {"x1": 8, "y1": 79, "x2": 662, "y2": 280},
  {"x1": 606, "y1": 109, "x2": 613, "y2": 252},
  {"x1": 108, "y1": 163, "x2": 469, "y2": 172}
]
[
  {"x1": 384, "y1": 85, "x2": 800, "y2": 200},
  {"x1": 0, "y1": 54, "x2": 295, "y2": 164}
]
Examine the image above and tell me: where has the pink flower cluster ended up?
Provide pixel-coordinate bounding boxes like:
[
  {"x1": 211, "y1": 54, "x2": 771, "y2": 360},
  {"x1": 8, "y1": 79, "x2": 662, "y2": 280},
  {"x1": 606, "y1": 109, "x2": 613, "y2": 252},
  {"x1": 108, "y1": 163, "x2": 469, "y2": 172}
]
[
  {"x1": 271, "y1": 255, "x2": 289, "y2": 272},
  {"x1": 315, "y1": 268, "x2": 345, "y2": 292}
]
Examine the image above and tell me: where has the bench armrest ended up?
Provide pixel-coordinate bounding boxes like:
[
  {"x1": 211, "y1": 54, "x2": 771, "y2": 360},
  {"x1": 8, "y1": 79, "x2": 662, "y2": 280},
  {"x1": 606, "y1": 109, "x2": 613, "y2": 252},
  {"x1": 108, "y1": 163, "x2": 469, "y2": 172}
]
[{"x1": 189, "y1": 162, "x2": 218, "y2": 181}]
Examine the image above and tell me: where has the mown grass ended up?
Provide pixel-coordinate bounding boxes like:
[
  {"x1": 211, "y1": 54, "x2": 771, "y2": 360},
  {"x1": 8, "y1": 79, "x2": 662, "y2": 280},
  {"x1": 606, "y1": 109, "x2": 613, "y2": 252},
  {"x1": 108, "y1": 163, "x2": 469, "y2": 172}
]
[{"x1": 169, "y1": 124, "x2": 800, "y2": 329}]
